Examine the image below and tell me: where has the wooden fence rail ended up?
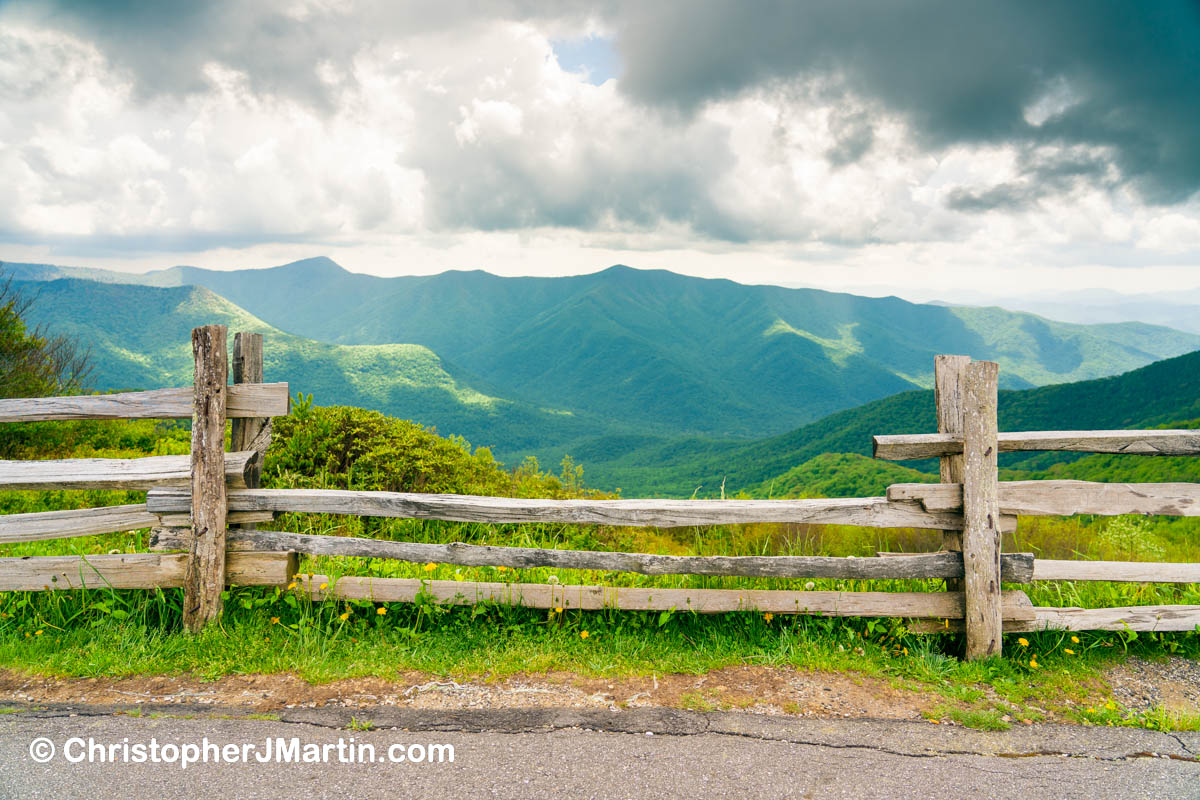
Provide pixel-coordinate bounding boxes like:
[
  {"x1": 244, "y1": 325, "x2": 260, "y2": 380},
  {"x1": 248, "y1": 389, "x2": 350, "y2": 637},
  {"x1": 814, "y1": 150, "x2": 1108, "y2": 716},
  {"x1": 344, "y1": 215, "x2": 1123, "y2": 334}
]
[
  {"x1": 0, "y1": 451, "x2": 259, "y2": 491},
  {"x1": 1, "y1": 332, "x2": 1197, "y2": 655},
  {"x1": 295, "y1": 574, "x2": 1037, "y2": 619},
  {"x1": 0, "y1": 383, "x2": 289, "y2": 423},
  {"x1": 0, "y1": 505, "x2": 274, "y2": 543},
  {"x1": 0, "y1": 552, "x2": 293, "y2": 591},
  {"x1": 148, "y1": 527, "x2": 1036, "y2": 582},
  {"x1": 144, "y1": 487, "x2": 1018, "y2": 531},
  {"x1": 887, "y1": 480, "x2": 1200, "y2": 517},
  {"x1": 874, "y1": 430, "x2": 1200, "y2": 460}
]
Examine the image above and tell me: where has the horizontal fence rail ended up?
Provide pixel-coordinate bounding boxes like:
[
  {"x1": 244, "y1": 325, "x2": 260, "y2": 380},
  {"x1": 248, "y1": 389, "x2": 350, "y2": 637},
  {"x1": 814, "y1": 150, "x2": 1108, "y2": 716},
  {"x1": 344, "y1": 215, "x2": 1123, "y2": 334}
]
[
  {"x1": 1033, "y1": 560, "x2": 1200, "y2": 583},
  {"x1": 148, "y1": 527, "x2": 1037, "y2": 582},
  {"x1": 873, "y1": 430, "x2": 1200, "y2": 460},
  {"x1": 0, "y1": 451, "x2": 258, "y2": 491},
  {"x1": 144, "y1": 488, "x2": 1018, "y2": 531},
  {"x1": 910, "y1": 605, "x2": 1200, "y2": 633},
  {"x1": 0, "y1": 505, "x2": 276, "y2": 543},
  {"x1": 0, "y1": 383, "x2": 289, "y2": 423},
  {"x1": 0, "y1": 552, "x2": 294, "y2": 591},
  {"x1": 296, "y1": 574, "x2": 1037, "y2": 619},
  {"x1": 0, "y1": 505, "x2": 159, "y2": 543},
  {"x1": 887, "y1": 480, "x2": 1200, "y2": 517}
]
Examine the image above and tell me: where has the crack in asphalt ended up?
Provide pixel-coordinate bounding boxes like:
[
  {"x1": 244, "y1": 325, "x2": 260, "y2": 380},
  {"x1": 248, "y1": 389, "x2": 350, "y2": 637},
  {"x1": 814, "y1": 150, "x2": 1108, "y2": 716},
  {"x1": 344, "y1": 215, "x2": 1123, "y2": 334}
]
[
  {"x1": 1166, "y1": 731, "x2": 1196, "y2": 756},
  {"x1": 4, "y1": 702, "x2": 1197, "y2": 765}
]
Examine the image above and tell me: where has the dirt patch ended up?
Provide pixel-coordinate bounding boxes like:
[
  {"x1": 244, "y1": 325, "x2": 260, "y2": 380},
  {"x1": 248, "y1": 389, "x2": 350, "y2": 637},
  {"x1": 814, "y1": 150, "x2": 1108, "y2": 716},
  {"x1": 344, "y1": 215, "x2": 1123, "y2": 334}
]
[
  {"x1": 0, "y1": 666, "x2": 933, "y2": 720},
  {"x1": 1103, "y1": 657, "x2": 1200, "y2": 714}
]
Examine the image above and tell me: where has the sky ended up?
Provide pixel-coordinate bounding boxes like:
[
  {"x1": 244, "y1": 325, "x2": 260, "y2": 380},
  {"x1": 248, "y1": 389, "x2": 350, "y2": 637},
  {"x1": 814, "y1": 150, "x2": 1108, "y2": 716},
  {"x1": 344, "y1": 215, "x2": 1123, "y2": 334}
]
[{"x1": 1, "y1": 1, "x2": 1199, "y2": 302}]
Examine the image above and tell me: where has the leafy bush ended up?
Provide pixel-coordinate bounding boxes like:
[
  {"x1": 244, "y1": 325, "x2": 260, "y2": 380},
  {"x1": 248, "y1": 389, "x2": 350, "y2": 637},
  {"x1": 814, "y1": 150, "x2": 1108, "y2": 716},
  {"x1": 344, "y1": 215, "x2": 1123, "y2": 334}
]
[{"x1": 264, "y1": 395, "x2": 603, "y2": 499}]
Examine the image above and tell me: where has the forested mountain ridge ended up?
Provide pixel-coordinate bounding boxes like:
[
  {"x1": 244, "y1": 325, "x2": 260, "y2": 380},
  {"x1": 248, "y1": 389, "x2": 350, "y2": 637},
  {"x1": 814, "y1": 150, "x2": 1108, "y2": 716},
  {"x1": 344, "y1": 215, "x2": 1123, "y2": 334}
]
[{"x1": 8, "y1": 258, "x2": 1197, "y2": 441}]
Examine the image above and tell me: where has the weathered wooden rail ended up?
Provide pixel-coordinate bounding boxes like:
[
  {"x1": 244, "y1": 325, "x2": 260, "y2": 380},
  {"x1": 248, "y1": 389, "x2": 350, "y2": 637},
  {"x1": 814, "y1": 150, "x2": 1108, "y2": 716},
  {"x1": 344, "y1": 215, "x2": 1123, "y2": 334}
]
[
  {"x1": 144, "y1": 488, "x2": 996, "y2": 530},
  {"x1": 1, "y1": 329, "x2": 1198, "y2": 657},
  {"x1": 148, "y1": 527, "x2": 1036, "y2": 581}
]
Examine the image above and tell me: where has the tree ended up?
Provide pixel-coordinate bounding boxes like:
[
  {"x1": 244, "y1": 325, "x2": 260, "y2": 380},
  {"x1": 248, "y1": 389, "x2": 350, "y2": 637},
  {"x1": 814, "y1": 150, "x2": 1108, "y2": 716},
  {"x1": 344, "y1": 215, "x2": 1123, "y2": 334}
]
[{"x1": 0, "y1": 267, "x2": 92, "y2": 398}]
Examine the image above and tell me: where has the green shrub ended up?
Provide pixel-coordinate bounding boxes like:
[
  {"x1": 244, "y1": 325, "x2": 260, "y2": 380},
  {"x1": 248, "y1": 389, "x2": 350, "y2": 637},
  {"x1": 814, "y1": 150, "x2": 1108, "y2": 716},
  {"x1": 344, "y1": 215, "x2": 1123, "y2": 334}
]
[{"x1": 264, "y1": 395, "x2": 605, "y2": 499}]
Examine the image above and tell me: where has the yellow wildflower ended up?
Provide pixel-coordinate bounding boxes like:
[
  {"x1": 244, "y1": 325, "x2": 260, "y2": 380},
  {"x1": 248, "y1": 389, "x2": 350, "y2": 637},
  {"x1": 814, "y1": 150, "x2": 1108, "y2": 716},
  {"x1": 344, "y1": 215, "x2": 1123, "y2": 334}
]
[
  {"x1": 1071, "y1": 635, "x2": 1080, "y2": 644},
  {"x1": 1017, "y1": 637, "x2": 1029, "y2": 647},
  {"x1": 319, "y1": 582, "x2": 329, "y2": 591},
  {"x1": 580, "y1": 630, "x2": 590, "y2": 640},
  {"x1": 1106, "y1": 701, "x2": 1116, "y2": 710},
  {"x1": 287, "y1": 581, "x2": 297, "y2": 590},
  {"x1": 1064, "y1": 648, "x2": 1075, "y2": 655},
  {"x1": 34, "y1": 630, "x2": 43, "y2": 636},
  {"x1": 1029, "y1": 659, "x2": 1039, "y2": 669},
  {"x1": 376, "y1": 607, "x2": 387, "y2": 616},
  {"x1": 554, "y1": 607, "x2": 563, "y2": 614},
  {"x1": 497, "y1": 566, "x2": 508, "y2": 572},
  {"x1": 424, "y1": 562, "x2": 437, "y2": 572},
  {"x1": 339, "y1": 612, "x2": 350, "y2": 622},
  {"x1": 270, "y1": 617, "x2": 279, "y2": 625},
  {"x1": 763, "y1": 613, "x2": 774, "y2": 623}
]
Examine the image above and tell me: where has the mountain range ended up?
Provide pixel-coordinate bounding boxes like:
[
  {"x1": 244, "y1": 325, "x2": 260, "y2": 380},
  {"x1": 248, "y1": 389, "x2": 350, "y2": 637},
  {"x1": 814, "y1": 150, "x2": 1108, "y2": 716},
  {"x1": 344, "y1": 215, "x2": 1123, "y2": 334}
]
[{"x1": 6, "y1": 256, "x2": 1200, "y2": 494}]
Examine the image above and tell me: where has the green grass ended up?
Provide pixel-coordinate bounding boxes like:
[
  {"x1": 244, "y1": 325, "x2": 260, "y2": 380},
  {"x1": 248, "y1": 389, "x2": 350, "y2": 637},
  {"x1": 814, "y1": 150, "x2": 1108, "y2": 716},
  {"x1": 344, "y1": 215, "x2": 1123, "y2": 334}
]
[{"x1": 0, "y1": 583, "x2": 1195, "y2": 727}]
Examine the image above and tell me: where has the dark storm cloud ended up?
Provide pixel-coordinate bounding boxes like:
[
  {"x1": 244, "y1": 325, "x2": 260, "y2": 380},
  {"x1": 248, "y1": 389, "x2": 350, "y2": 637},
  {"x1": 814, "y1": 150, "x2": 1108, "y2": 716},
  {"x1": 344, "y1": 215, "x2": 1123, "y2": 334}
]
[
  {"x1": 944, "y1": 183, "x2": 1037, "y2": 213},
  {"x1": 614, "y1": 0, "x2": 1200, "y2": 203}
]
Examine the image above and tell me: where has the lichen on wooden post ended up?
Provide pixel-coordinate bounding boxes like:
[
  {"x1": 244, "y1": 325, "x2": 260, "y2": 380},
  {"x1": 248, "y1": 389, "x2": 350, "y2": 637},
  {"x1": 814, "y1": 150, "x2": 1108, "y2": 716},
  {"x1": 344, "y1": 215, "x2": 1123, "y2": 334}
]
[{"x1": 183, "y1": 325, "x2": 228, "y2": 632}]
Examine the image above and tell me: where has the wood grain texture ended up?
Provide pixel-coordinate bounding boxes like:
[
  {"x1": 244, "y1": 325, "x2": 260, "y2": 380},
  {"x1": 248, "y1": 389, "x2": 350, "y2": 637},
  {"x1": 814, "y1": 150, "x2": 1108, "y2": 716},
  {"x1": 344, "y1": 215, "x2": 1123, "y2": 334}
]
[
  {"x1": 0, "y1": 383, "x2": 288, "y2": 423},
  {"x1": 874, "y1": 430, "x2": 1200, "y2": 460},
  {"x1": 0, "y1": 451, "x2": 256, "y2": 491},
  {"x1": 1033, "y1": 559, "x2": 1200, "y2": 583},
  {"x1": 0, "y1": 552, "x2": 293, "y2": 591},
  {"x1": 297, "y1": 574, "x2": 1036, "y2": 618},
  {"x1": 0, "y1": 504, "x2": 158, "y2": 543},
  {"x1": 961, "y1": 360, "x2": 1002, "y2": 660},
  {"x1": 910, "y1": 605, "x2": 1200, "y2": 633},
  {"x1": 144, "y1": 489, "x2": 972, "y2": 530},
  {"x1": 183, "y1": 324, "x2": 228, "y2": 632},
  {"x1": 888, "y1": 480, "x2": 1200, "y2": 517},
  {"x1": 935, "y1": 355, "x2": 970, "y2": 587},
  {"x1": 148, "y1": 527, "x2": 1037, "y2": 583},
  {"x1": 1026, "y1": 605, "x2": 1200, "y2": 631}
]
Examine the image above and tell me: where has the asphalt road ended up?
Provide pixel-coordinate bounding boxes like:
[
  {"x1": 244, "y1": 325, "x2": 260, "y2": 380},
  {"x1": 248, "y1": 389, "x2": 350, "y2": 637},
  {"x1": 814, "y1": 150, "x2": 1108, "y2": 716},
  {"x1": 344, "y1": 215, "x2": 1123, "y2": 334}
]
[{"x1": 1, "y1": 704, "x2": 1197, "y2": 799}]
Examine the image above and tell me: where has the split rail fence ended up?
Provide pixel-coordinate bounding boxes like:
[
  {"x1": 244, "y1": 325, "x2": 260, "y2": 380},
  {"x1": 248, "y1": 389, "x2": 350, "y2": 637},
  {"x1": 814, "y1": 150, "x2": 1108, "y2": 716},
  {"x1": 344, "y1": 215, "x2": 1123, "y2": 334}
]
[{"x1": 1, "y1": 328, "x2": 1198, "y2": 658}]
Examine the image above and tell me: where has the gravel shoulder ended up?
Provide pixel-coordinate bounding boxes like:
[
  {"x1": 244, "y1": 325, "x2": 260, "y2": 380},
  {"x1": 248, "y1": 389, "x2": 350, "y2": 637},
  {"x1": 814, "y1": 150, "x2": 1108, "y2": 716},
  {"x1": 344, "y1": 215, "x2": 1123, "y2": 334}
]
[{"x1": 0, "y1": 656, "x2": 1195, "y2": 725}]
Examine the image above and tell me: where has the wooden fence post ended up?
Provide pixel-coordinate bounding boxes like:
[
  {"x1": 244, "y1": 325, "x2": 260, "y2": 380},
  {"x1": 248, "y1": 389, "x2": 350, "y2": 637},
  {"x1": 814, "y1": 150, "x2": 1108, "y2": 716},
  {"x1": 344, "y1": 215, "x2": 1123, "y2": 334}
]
[
  {"x1": 962, "y1": 359, "x2": 1002, "y2": 659},
  {"x1": 231, "y1": 332, "x2": 265, "y2": 529},
  {"x1": 934, "y1": 355, "x2": 970, "y2": 591},
  {"x1": 183, "y1": 325, "x2": 228, "y2": 632}
]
